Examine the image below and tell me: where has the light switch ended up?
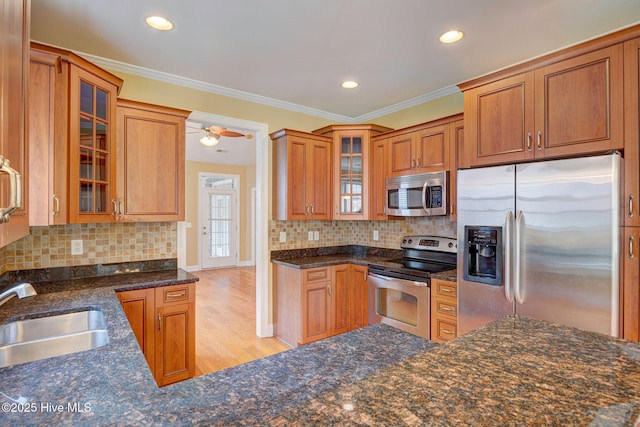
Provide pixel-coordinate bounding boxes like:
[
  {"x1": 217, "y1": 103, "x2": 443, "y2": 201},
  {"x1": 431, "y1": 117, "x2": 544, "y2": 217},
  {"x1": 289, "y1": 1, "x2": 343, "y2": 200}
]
[
  {"x1": 279, "y1": 232, "x2": 287, "y2": 243},
  {"x1": 314, "y1": 231, "x2": 319, "y2": 240},
  {"x1": 308, "y1": 231, "x2": 314, "y2": 241},
  {"x1": 373, "y1": 230, "x2": 379, "y2": 241}
]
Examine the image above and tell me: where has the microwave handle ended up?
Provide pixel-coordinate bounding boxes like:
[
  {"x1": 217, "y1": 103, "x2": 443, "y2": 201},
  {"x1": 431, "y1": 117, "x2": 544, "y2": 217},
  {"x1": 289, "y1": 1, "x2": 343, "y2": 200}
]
[{"x1": 422, "y1": 181, "x2": 429, "y2": 212}]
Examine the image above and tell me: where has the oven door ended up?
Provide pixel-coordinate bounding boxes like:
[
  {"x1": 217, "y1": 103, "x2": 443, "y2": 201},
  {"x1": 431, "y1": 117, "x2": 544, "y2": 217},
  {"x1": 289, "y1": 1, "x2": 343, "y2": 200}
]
[{"x1": 368, "y1": 273, "x2": 430, "y2": 339}]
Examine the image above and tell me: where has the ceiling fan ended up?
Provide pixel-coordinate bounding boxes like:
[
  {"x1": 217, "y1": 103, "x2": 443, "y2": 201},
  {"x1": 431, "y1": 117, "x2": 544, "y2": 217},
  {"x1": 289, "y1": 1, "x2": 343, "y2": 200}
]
[{"x1": 188, "y1": 124, "x2": 246, "y2": 147}]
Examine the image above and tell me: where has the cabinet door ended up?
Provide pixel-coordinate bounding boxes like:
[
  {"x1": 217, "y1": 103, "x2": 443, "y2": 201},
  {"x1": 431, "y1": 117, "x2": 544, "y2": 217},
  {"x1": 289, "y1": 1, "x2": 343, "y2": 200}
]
[
  {"x1": 331, "y1": 265, "x2": 350, "y2": 335},
  {"x1": 535, "y1": 44, "x2": 623, "y2": 158},
  {"x1": 0, "y1": 0, "x2": 29, "y2": 246},
  {"x1": 117, "y1": 288, "x2": 156, "y2": 371},
  {"x1": 68, "y1": 66, "x2": 118, "y2": 223},
  {"x1": 334, "y1": 131, "x2": 368, "y2": 220},
  {"x1": 415, "y1": 124, "x2": 449, "y2": 173},
  {"x1": 370, "y1": 138, "x2": 388, "y2": 220},
  {"x1": 624, "y1": 38, "x2": 640, "y2": 226},
  {"x1": 622, "y1": 227, "x2": 640, "y2": 342},
  {"x1": 464, "y1": 72, "x2": 535, "y2": 166},
  {"x1": 116, "y1": 100, "x2": 188, "y2": 222},
  {"x1": 287, "y1": 136, "x2": 310, "y2": 220},
  {"x1": 349, "y1": 265, "x2": 368, "y2": 330},
  {"x1": 448, "y1": 120, "x2": 464, "y2": 222},
  {"x1": 389, "y1": 133, "x2": 416, "y2": 177},
  {"x1": 301, "y1": 280, "x2": 331, "y2": 344},
  {"x1": 155, "y1": 302, "x2": 195, "y2": 386},
  {"x1": 308, "y1": 139, "x2": 331, "y2": 219}
]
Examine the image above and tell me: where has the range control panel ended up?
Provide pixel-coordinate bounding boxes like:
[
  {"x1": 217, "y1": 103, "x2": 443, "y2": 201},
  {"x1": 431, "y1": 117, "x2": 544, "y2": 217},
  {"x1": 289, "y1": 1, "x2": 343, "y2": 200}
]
[{"x1": 401, "y1": 236, "x2": 457, "y2": 253}]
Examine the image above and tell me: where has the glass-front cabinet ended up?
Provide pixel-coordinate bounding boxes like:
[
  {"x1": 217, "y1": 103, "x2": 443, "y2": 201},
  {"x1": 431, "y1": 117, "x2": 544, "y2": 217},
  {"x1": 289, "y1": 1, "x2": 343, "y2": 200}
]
[
  {"x1": 313, "y1": 124, "x2": 392, "y2": 220},
  {"x1": 69, "y1": 64, "x2": 120, "y2": 223},
  {"x1": 339, "y1": 133, "x2": 363, "y2": 216}
]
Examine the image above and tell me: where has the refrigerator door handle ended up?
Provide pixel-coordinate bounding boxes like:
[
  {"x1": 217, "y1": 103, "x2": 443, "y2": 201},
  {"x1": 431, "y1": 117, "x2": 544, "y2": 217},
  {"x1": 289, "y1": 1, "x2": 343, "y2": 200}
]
[
  {"x1": 514, "y1": 210, "x2": 525, "y2": 304},
  {"x1": 504, "y1": 211, "x2": 514, "y2": 303}
]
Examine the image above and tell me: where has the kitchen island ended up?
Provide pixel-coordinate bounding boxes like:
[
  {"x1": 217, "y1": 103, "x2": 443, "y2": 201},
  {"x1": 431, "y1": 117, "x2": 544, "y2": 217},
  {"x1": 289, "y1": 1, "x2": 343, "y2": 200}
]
[{"x1": 1, "y1": 270, "x2": 640, "y2": 425}]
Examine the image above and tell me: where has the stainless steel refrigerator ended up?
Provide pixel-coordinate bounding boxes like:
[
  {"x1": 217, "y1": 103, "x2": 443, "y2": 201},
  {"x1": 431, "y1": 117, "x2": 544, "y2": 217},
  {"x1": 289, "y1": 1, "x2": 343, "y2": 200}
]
[{"x1": 456, "y1": 153, "x2": 620, "y2": 337}]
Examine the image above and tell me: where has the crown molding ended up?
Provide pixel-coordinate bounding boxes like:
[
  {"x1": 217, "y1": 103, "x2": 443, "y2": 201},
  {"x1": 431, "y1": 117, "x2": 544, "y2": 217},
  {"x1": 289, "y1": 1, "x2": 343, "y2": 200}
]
[
  {"x1": 353, "y1": 85, "x2": 461, "y2": 122},
  {"x1": 71, "y1": 48, "x2": 457, "y2": 124}
]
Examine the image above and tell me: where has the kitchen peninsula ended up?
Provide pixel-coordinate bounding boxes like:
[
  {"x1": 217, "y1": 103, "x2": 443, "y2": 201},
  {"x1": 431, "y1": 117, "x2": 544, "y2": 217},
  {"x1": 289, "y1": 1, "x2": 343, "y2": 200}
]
[{"x1": 1, "y1": 264, "x2": 639, "y2": 425}]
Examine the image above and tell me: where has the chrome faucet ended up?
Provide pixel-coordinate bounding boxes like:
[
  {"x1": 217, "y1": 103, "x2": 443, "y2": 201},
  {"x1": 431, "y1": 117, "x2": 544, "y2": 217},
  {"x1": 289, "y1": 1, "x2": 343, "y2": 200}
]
[{"x1": 0, "y1": 283, "x2": 37, "y2": 307}]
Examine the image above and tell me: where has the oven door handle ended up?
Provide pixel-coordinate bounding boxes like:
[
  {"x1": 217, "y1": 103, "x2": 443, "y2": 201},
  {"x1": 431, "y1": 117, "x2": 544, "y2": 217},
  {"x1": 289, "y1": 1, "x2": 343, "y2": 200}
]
[
  {"x1": 422, "y1": 181, "x2": 429, "y2": 213},
  {"x1": 368, "y1": 272, "x2": 428, "y2": 287}
]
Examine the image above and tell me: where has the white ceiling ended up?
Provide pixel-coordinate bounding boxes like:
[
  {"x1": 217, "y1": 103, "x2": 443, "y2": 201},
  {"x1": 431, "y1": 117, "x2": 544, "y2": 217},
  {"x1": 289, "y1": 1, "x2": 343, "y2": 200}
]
[{"x1": 29, "y1": 1, "x2": 640, "y2": 164}]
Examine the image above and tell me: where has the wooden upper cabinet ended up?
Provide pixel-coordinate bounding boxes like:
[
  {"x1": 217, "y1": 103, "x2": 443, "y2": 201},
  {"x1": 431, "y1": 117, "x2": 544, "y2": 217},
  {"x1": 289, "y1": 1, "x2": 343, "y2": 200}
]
[
  {"x1": 0, "y1": 0, "x2": 30, "y2": 247},
  {"x1": 312, "y1": 124, "x2": 392, "y2": 220},
  {"x1": 462, "y1": 72, "x2": 535, "y2": 167},
  {"x1": 370, "y1": 137, "x2": 389, "y2": 220},
  {"x1": 416, "y1": 124, "x2": 449, "y2": 173},
  {"x1": 389, "y1": 132, "x2": 416, "y2": 176},
  {"x1": 116, "y1": 99, "x2": 190, "y2": 222},
  {"x1": 448, "y1": 119, "x2": 464, "y2": 222},
  {"x1": 624, "y1": 37, "x2": 640, "y2": 226},
  {"x1": 389, "y1": 120, "x2": 453, "y2": 177},
  {"x1": 27, "y1": 42, "x2": 123, "y2": 225},
  {"x1": 535, "y1": 45, "x2": 623, "y2": 157},
  {"x1": 460, "y1": 41, "x2": 624, "y2": 168},
  {"x1": 271, "y1": 129, "x2": 331, "y2": 220},
  {"x1": 68, "y1": 65, "x2": 121, "y2": 223}
]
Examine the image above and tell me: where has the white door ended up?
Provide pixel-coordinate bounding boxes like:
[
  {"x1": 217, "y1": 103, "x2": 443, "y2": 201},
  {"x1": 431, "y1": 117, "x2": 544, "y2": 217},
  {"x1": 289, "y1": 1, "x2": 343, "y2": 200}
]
[{"x1": 199, "y1": 175, "x2": 239, "y2": 269}]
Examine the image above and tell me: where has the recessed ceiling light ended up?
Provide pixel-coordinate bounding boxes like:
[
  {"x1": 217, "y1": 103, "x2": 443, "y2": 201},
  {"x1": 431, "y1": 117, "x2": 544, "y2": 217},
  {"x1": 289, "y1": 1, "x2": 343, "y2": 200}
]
[
  {"x1": 341, "y1": 81, "x2": 359, "y2": 89},
  {"x1": 439, "y1": 30, "x2": 464, "y2": 44},
  {"x1": 145, "y1": 15, "x2": 174, "y2": 31}
]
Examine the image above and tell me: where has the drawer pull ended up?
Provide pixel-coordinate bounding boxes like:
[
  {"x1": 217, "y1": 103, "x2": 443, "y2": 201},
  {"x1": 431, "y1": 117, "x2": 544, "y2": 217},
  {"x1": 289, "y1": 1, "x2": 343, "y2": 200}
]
[
  {"x1": 439, "y1": 287, "x2": 455, "y2": 294},
  {"x1": 166, "y1": 291, "x2": 187, "y2": 299},
  {"x1": 440, "y1": 306, "x2": 455, "y2": 313},
  {"x1": 440, "y1": 328, "x2": 455, "y2": 335}
]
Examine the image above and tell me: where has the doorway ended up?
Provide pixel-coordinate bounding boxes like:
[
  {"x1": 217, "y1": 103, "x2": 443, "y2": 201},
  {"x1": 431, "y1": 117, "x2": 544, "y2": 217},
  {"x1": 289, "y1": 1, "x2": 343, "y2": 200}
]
[
  {"x1": 199, "y1": 174, "x2": 239, "y2": 269},
  {"x1": 184, "y1": 111, "x2": 271, "y2": 337}
]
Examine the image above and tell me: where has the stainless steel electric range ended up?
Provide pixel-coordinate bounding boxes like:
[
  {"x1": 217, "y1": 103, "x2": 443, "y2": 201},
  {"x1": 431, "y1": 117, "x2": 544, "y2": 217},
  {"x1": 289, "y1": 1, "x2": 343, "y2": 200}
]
[{"x1": 368, "y1": 236, "x2": 457, "y2": 338}]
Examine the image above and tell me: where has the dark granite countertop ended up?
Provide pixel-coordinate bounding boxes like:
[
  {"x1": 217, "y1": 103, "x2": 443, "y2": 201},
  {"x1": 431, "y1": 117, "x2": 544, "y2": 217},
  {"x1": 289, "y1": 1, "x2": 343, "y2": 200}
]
[
  {"x1": 271, "y1": 316, "x2": 640, "y2": 426},
  {"x1": 2, "y1": 265, "x2": 638, "y2": 425},
  {"x1": 271, "y1": 245, "x2": 457, "y2": 282}
]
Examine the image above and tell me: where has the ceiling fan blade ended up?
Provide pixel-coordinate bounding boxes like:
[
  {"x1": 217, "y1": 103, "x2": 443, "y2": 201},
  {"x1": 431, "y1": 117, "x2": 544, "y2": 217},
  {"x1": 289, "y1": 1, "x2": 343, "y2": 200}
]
[{"x1": 220, "y1": 131, "x2": 245, "y2": 137}]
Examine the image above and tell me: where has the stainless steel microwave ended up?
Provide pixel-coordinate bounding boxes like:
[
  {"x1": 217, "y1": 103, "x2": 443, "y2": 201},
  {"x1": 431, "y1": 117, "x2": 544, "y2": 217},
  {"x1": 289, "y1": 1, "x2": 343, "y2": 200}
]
[{"x1": 385, "y1": 171, "x2": 448, "y2": 216}]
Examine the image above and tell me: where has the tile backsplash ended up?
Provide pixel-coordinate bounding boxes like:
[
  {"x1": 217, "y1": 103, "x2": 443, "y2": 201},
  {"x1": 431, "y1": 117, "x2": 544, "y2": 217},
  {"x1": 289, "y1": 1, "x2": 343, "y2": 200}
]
[
  {"x1": 270, "y1": 216, "x2": 457, "y2": 250},
  {"x1": 4, "y1": 222, "x2": 177, "y2": 271}
]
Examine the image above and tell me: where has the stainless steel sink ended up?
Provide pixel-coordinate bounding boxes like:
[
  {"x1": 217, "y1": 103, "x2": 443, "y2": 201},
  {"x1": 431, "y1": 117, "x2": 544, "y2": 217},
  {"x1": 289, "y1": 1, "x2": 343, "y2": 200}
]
[{"x1": 0, "y1": 308, "x2": 109, "y2": 368}]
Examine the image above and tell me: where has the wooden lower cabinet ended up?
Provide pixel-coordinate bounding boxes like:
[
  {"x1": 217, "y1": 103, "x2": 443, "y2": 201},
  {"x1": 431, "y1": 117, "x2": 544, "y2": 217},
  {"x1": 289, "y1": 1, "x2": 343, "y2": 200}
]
[
  {"x1": 274, "y1": 263, "x2": 368, "y2": 346},
  {"x1": 117, "y1": 283, "x2": 196, "y2": 386},
  {"x1": 622, "y1": 227, "x2": 640, "y2": 341},
  {"x1": 430, "y1": 278, "x2": 458, "y2": 343}
]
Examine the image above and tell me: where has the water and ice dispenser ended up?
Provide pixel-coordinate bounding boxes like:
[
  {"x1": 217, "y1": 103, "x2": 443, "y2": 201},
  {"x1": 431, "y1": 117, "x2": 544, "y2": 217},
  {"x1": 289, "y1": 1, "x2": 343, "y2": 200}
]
[{"x1": 463, "y1": 226, "x2": 503, "y2": 286}]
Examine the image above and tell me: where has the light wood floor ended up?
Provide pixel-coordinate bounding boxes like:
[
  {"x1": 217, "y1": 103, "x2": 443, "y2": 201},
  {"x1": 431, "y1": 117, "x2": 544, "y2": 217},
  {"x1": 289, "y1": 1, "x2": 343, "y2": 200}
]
[{"x1": 193, "y1": 266, "x2": 291, "y2": 377}]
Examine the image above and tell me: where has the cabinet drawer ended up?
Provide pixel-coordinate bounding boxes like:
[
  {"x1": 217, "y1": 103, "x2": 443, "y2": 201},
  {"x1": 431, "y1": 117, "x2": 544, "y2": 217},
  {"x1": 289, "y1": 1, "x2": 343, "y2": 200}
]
[
  {"x1": 303, "y1": 267, "x2": 330, "y2": 284},
  {"x1": 155, "y1": 283, "x2": 195, "y2": 306},
  {"x1": 433, "y1": 318, "x2": 457, "y2": 342},
  {"x1": 434, "y1": 281, "x2": 457, "y2": 298},
  {"x1": 435, "y1": 300, "x2": 457, "y2": 318}
]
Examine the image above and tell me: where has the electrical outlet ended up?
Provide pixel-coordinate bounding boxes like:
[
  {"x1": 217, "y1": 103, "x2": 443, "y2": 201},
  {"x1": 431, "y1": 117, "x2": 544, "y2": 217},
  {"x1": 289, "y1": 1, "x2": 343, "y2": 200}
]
[
  {"x1": 373, "y1": 230, "x2": 379, "y2": 241},
  {"x1": 71, "y1": 239, "x2": 83, "y2": 255},
  {"x1": 314, "y1": 231, "x2": 319, "y2": 240},
  {"x1": 279, "y1": 232, "x2": 287, "y2": 243},
  {"x1": 308, "y1": 231, "x2": 314, "y2": 241}
]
